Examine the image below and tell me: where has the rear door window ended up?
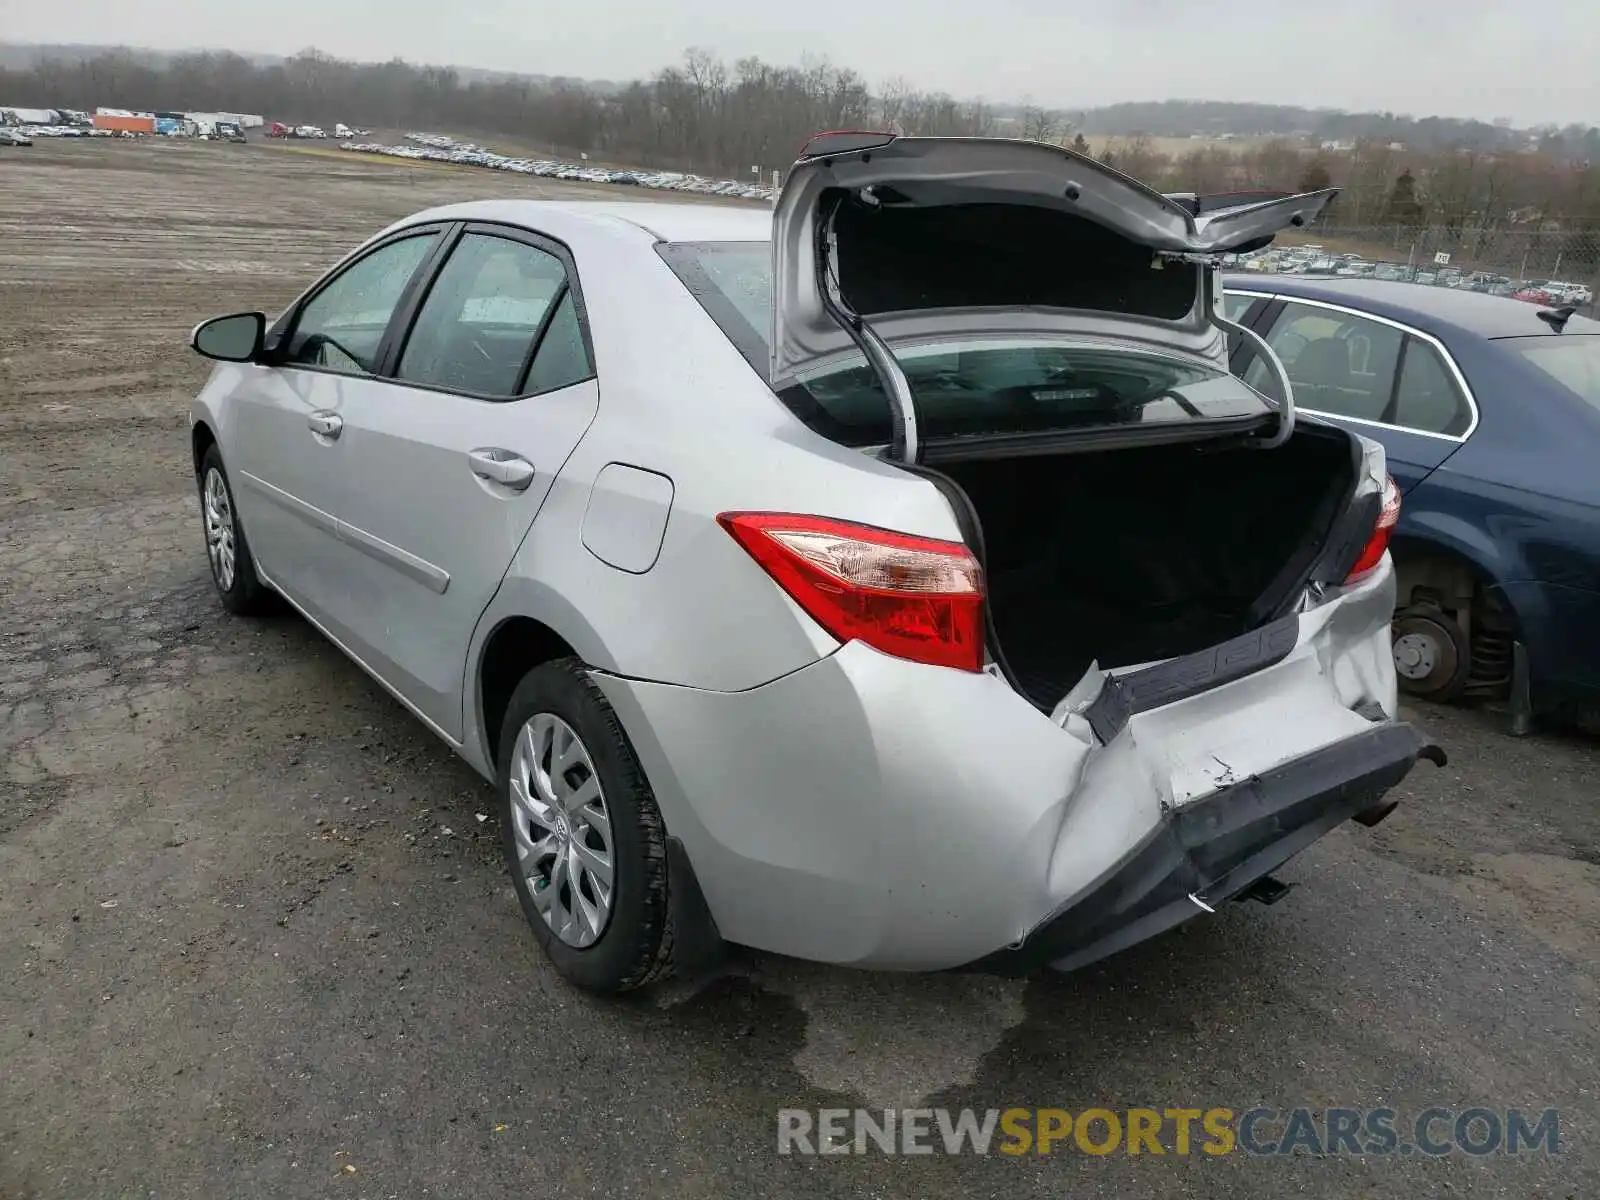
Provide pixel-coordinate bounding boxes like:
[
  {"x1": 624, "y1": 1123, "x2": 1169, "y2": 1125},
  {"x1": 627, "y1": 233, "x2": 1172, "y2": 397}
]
[
  {"x1": 395, "y1": 231, "x2": 590, "y2": 398},
  {"x1": 1245, "y1": 300, "x2": 1404, "y2": 422}
]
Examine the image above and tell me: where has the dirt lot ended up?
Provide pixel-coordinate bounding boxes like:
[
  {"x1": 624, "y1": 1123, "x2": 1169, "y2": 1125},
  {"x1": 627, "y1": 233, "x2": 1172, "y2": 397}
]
[{"x1": 2, "y1": 138, "x2": 1599, "y2": 1199}]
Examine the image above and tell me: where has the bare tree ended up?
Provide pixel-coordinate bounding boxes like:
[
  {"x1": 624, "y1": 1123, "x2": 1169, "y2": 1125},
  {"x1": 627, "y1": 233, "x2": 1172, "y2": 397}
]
[
  {"x1": 1021, "y1": 104, "x2": 1061, "y2": 144},
  {"x1": 878, "y1": 75, "x2": 911, "y2": 134}
]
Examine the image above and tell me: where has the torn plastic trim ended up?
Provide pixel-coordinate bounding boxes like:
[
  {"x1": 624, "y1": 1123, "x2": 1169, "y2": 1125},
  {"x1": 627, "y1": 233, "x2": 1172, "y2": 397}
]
[
  {"x1": 1202, "y1": 267, "x2": 1297, "y2": 449},
  {"x1": 1073, "y1": 613, "x2": 1302, "y2": 745},
  {"x1": 962, "y1": 720, "x2": 1444, "y2": 977},
  {"x1": 815, "y1": 190, "x2": 920, "y2": 463}
]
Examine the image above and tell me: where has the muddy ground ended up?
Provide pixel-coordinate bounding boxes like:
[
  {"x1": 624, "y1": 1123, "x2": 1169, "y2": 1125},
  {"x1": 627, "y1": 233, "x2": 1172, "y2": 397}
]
[{"x1": 1, "y1": 138, "x2": 1597, "y2": 1199}]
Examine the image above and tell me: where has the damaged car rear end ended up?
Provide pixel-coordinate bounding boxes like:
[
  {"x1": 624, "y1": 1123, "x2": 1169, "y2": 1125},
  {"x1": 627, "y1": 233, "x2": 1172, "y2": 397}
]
[{"x1": 627, "y1": 134, "x2": 1443, "y2": 976}]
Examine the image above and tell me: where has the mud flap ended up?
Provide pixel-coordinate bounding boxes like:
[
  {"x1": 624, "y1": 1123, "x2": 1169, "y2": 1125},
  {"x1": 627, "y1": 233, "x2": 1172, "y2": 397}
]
[{"x1": 666, "y1": 836, "x2": 727, "y2": 978}]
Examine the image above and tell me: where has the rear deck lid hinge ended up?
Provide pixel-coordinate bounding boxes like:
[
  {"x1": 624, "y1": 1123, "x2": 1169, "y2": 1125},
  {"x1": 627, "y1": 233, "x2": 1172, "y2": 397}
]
[{"x1": 1201, "y1": 268, "x2": 1298, "y2": 450}]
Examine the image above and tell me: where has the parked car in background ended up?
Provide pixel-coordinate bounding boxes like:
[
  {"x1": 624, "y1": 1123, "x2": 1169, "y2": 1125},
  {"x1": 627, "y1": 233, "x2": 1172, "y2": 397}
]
[
  {"x1": 1512, "y1": 285, "x2": 1558, "y2": 305},
  {"x1": 185, "y1": 136, "x2": 1440, "y2": 992},
  {"x1": 1224, "y1": 275, "x2": 1600, "y2": 726}
]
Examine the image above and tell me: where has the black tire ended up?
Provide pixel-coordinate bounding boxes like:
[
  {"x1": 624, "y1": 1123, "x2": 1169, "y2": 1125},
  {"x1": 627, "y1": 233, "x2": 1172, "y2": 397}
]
[
  {"x1": 1392, "y1": 605, "x2": 1471, "y2": 701},
  {"x1": 197, "y1": 445, "x2": 275, "y2": 616},
  {"x1": 497, "y1": 658, "x2": 674, "y2": 993}
]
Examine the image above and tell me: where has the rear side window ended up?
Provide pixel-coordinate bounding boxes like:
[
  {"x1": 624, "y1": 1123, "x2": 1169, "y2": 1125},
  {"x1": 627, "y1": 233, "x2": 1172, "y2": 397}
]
[
  {"x1": 1392, "y1": 340, "x2": 1472, "y2": 436},
  {"x1": 522, "y1": 292, "x2": 590, "y2": 395},
  {"x1": 1503, "y1": 335, "x2": 1600, "y2": 415}
]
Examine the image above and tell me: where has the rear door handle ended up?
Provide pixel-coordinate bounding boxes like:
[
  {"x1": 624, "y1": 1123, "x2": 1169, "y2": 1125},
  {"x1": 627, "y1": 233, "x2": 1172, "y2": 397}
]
[
  {"x1": 468, "y1": 447, "x2": 535, "y2": 492},
  {"x1": 307, "y1": 411, "x2": 343, "y2": 439}
]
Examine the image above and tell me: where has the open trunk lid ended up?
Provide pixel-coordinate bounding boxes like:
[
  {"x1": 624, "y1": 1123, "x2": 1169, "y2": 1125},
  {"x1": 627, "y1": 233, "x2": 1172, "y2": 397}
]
[{"x1": 770, "y1": 134, "x2": 1336, "y2": 459}]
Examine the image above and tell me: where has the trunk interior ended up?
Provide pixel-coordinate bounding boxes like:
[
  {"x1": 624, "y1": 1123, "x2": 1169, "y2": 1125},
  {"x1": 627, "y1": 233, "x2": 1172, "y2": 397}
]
[{"x1": 939, "y1": 427, "x2": 1360, "y2": 708}]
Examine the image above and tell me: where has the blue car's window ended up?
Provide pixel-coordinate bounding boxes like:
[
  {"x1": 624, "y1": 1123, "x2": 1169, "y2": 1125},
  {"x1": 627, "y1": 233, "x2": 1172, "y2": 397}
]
[
  {"x1": 1392, "y1": 340, "x2": 1472, "y2": 436},
  {"x1": 1505, "y1": 335, "x2": 1600, "y2": 416},
  {"x1": 1246, "y1": 301, "x2": 1404, "y2": 423},
  {"x1": 659, "y1": 240, "x2": 1271, "y2": 447}
]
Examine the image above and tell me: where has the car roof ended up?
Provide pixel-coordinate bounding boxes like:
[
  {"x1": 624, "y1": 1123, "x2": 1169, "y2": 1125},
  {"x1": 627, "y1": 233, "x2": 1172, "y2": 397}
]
[
  {"x1": 1223, "y1": 274, "x2": 1600, "y2": 340},
  {"x1": 397, "y1": 199, "x2": 773, "y2": 246}
]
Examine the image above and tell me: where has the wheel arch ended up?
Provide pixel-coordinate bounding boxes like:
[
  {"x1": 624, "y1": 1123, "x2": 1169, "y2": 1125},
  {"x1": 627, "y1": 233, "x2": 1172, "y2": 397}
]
[
  {"x1": 1389, "y1": 531, "x2": 1527, "y2": 700},
  {"x1": 1391, "y1": 507, "x2": 1520, "y2": 596},
  {"x1": 476, "y1": 615, "x2": 582, "y2": 773},
  {"x1": 1389, "y1": 527, "x2": 1525, "y2": 639},
  {"x1": 191, "y1": 419, "x2": 218, "y2": 479}
]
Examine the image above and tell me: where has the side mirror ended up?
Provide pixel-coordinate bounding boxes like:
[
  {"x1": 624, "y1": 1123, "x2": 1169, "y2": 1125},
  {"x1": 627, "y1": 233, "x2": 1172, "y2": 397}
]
[{"x1": 191, "y1": 311, "x2": 266, "y2": 362}]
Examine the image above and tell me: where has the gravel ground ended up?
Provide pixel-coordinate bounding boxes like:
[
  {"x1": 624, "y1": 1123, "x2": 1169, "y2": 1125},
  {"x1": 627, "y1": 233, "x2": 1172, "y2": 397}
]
[{"x1": 1, "y1": 138, "x2": 1597, "y2": 1200}]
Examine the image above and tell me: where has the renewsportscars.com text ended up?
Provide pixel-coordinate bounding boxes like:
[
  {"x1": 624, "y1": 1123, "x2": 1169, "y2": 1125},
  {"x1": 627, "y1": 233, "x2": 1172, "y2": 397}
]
[{"x1": 776, "y1": 1106, "x2": 1560, "y2": 1157}]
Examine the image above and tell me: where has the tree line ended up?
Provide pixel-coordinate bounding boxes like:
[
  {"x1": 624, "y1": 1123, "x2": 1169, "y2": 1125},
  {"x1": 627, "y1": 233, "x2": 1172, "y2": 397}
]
[
  {"x1": 4, "y1": 44, "x2": 1597, "y2": 262},
  {"x1": 1075, "y1": 99, "x2": 1600, "y2": 162},
  {"x1": 0, "y1": 45, "x2": 997, "y2": 177}
]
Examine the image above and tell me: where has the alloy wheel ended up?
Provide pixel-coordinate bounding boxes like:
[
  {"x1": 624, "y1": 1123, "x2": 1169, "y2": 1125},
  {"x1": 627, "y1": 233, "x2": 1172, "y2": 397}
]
[
  {"x1": 203, "y1": 467, "x2": 236, "y2": 591},
  {"x1": 508, "y1": 712, "x2": 616, "y2": 948}
]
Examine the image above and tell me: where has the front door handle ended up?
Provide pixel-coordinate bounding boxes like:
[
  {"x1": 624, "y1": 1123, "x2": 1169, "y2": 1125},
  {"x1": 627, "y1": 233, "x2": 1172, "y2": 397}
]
[
  {"x1": 307, "y1": 411, "x2": 343, "y2": 439},
  {"x1": 468, "y1": 448, "x2": 535, "y2": 492}
]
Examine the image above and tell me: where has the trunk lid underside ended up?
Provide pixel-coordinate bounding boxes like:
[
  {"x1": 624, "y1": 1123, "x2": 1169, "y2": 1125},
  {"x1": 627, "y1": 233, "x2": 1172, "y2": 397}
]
[{"x1": 770, "y1": 134, "x2": 1337, "y2": 391}]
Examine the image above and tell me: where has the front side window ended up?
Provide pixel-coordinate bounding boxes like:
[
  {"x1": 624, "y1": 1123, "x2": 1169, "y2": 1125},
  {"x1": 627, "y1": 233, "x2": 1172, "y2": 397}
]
[
  {"x1": 396, "y1": 233, "x2": 586, "y2": 397},
  {"x1": 1245, "y1": 301, "x2": 1404, "y2": 422},
  {"x1": 283, "y1": 233, "x2": 437, "y2": 375}
]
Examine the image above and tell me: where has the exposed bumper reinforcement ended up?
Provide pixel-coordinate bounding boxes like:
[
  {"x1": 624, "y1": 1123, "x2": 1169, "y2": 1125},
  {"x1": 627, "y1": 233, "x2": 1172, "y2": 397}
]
[{"x1": 968, "y1": 722, "x2": 1445, "y2": 977}]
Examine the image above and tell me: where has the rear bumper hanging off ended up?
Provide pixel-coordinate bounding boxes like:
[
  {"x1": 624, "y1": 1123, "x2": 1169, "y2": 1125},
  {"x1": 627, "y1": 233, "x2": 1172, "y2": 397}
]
[{"x1": 967, "y1": 721, "x2": 1445, "y2": 977}]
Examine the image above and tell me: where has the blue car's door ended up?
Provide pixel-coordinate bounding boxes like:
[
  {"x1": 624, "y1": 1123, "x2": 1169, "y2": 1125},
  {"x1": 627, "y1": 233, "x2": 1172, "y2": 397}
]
[{"x1": 1224, "y1": 291, "x2": 1474, "y2": 494}]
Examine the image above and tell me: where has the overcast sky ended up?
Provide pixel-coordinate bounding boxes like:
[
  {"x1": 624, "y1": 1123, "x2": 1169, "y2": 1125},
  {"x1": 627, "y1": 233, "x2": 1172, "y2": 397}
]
[{"x1": 10, "y1": 0, "x2": 1597, "y2": 126}]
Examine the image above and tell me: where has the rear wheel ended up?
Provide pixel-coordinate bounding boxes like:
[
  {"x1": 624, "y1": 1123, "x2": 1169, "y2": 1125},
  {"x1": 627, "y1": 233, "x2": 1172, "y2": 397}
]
[
  {"x1": 1392, "y1": 606, "x2": 1471, "y2": 701},
  {"x1": 497, "y1": 658, "x2": 674, "y2": 993}
]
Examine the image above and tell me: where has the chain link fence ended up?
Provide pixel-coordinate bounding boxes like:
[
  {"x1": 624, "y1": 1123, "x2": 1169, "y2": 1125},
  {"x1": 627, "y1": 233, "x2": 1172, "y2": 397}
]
[{"x1": 1265, "y1": 225, "x2": 1600, "y2": 315}]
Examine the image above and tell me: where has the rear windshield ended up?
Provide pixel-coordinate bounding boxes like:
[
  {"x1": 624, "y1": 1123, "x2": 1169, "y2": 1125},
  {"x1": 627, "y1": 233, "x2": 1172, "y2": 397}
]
[
  {"x1": 1501, "y1": 335, "x2": 1600, "y2": 414},
  {"x1": 657, "y1": 240, "x2": 1270, "y2": 447}
]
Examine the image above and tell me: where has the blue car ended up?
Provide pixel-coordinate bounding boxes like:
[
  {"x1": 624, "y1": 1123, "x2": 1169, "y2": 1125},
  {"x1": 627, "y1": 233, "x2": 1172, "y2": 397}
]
[{"x1": 1222, "y1": 275, "x2": 1600, "y2": 724}]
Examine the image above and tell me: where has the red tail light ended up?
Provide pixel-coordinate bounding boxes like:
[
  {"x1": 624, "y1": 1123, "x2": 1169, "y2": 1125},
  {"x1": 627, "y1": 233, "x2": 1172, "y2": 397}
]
[
  {"x1": 1345, "y1": 475, "x2": 1401, "y2": 582},
  {"x1": 717, "y1": 512, "x2": 986, "y2": 672}
]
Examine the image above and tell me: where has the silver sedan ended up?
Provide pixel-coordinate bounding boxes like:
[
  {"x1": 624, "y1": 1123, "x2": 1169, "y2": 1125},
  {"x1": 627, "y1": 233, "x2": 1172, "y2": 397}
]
[{"x1": 187, "y1": 135, "x2": 1441, "y2": 993}]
